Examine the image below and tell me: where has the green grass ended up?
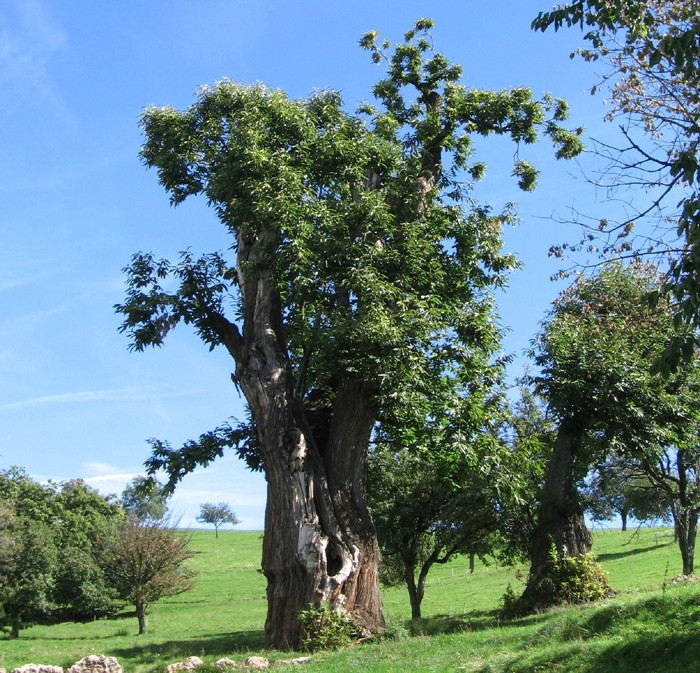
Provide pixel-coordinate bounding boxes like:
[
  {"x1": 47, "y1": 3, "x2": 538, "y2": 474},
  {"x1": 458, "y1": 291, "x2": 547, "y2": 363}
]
[{"x1": 1, "y1": 527, "x2": 698, "y2": 673}]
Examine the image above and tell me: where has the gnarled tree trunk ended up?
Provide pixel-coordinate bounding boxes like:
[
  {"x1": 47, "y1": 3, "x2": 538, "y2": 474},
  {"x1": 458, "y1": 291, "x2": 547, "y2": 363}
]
[
  {"x1": 227, "y1": 228, "x2": 384, "y2": 649},
  {"x1": 522, "y1": 419, "x2": 592, "y2": 609}
]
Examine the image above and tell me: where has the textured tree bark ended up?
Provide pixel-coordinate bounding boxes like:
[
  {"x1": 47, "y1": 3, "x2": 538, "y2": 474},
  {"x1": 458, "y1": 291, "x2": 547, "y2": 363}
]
[
  {"x1": 522, "y1": 420, "x2": 592, "y2": 608},
  {"x1": 229, "y1": 228, "x2": 384, "y2": 650}
]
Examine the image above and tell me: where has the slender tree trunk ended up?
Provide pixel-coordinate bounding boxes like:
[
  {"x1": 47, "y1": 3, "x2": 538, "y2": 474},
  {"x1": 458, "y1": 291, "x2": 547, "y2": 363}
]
[
  {"x1": 229, "y1": 229, "x2": 384, "y2": 650},
  {"x1": 686, "y1": 517, "x2": 697, "y2": 576},
  {"x1": 620, "y1": 509, "x2": 628, "y2": 532},
  {"x1": 10, "y1": 621, "x2": 19, "y2": 639},
  {"x1": 469, "y1": 552, "x2": 475, "y2": 574},
  {"x1": 672, "y1": 506, "x2": 698, "y2": 576},
  {"x1": 405, "y1": 563, "x2": 423, "y2": 620},
  {"x1": 136, "y1": 600, "x2": 147, "y2": 635},
  {"x1": 522, "y1": 420, "x2": 592, "y2": 609},
  {"x1": 405, "y1": 557, "x2": 436, "y2": 620}
]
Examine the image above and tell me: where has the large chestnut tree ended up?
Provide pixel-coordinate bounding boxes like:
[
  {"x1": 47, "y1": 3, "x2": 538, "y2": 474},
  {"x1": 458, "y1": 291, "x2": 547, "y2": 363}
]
[{"x1": 117, "y1": 20, "x2": 582, "y2": 648}]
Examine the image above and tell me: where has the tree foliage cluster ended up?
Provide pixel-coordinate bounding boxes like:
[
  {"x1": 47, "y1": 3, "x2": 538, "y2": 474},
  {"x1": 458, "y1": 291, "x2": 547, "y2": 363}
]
[
  {"x1": 0, "y1": 469, "x2": 196, "y2": 639},
  {"x1": 534, "y1": 0, "x2": 700, "y2": 372},
  {"x1": 0, "y1": 468, "x2": 124, "y2": 638}
]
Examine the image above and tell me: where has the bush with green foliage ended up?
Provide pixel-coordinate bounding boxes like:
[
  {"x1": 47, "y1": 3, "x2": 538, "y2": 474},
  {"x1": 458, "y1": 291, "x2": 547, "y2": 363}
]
[
  {"x1": 505, "y1": 548, "x2": 612, "y2": 617},
  {"x1": 0, "y1": 468, "x2": 125, "y2": 635},
  {"x1": 299, "y1": 602, "x2": 360, "y2": 652},
  {"x1": 0, "y1": 512, "x2": 57, "y2": 639}
]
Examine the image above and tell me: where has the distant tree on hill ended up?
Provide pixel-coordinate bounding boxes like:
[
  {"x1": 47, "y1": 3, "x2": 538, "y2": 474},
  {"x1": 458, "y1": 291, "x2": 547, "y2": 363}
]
[
  {"x1": 99, "y1": 516, "x2": 196, "y2": 635},
  {"x1": 121, "y1": 476, "x2": 170, "y2": 521},
  {"x1": 583, "y1": 455, "x2": 671, "y2": 531},
  {"x1": 197, "y1": 502, "x2": 240, "y2": 538}
]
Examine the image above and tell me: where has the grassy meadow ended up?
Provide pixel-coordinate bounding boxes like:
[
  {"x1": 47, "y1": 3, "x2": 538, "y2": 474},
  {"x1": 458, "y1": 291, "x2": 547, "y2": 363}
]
[{"x1": 2, "y1": 527, "x2": 699, "y2": 672}]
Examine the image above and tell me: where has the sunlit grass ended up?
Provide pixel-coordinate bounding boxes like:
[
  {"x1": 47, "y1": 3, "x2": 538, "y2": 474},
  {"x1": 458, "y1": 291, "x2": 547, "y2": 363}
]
[{"x1": 1, "y1": 527, "x2": 697, "y2": 673}]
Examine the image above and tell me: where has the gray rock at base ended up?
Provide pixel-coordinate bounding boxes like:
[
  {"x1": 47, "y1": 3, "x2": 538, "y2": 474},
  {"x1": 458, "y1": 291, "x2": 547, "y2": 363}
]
[
  {"x1": 243, "y1": 658, "x2": 269, "y2": 671},
  {"x1": 164, "y1": 656, "x2": 203, "y2": 673},
  {"x1": 12, "y1": 665, "x2": 63, "y2": 673},
  {"x1": 67, "y1": 656, "x2": 122, "y2": 673},
  {"x1": 213, "y1": 660, "x2": 237, "y2": 669},
  {"x1": 277, "y1": 658, "x2": 310, "y2": 666}
]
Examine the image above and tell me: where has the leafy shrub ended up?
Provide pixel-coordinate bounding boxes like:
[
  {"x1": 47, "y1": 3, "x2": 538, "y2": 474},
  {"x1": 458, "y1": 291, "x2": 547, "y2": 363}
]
[
  {"x1": 546, "y1": 552, "x2": 612, "y2": 605},
  {"x1": 299, "y1": 602, "x2": 358, "y2": 651},
  {"x1": 501, "y1": 582, "x2": 521, "y2": 618},
  {"x1": 502, "y1": 551, "x2": 612, "y2": 617}
]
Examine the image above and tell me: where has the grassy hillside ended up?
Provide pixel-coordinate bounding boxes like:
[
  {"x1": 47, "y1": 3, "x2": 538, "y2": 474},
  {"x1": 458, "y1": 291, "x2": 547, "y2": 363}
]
[{"x1": 1, "y1": 527, "x2": 698, "y2": 673}]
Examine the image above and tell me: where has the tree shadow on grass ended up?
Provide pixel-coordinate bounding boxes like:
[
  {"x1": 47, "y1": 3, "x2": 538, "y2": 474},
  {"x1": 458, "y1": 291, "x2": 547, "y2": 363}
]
[
  {"x1": 486, "y1": 591, "x2": 700, "y2": 672},
  {"x1": 406, "y1": 607, "x2": 552, "y2": 636},
  {"x1": 596, "y1": 540, "x2": 674, "y2": 563},
  {"x1": 109, "y1": 630, "x2": 267, "y2": 665},
  {"x1": 488, "y1": 632, "x2": 700, "y2": 673}
]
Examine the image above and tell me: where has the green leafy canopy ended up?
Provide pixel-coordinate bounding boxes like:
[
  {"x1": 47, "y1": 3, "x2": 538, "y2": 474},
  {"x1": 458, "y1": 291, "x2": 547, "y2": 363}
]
[{"x1": 117, "y1": 19, "x2": 583, "y2": 484}]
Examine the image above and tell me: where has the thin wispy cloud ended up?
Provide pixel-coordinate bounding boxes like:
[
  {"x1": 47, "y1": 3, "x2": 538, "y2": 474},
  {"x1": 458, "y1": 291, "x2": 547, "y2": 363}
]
[
  {"x1": 85, "y1": 461, "x2": 123, "y2": 475},
  {"x1": 0, "y1": 0, "x2": 69, "y2": 118},
  {"x1": 0, "y1": 387, "x2": 196, "y2": 412},
  {"x1": 84, "y1": 472, "x2": 137, "y2": 484},
  {"x1": 0, "y1": 277, "x2": 38, "y2": 294}
]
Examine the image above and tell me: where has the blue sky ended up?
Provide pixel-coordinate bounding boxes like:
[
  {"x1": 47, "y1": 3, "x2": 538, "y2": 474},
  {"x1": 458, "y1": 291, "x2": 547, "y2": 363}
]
[{"x1": 1, "y1": 1, "x2": 617, "y2": 530}]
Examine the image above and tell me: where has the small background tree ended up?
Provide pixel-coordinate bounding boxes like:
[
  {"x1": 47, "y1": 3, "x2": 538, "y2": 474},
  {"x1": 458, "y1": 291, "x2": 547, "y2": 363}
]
[
  {"x1": 121, "y1": 476, "x2": 170, "y2": 522},
  {"x1": 99, "y1": 517, "x2": 196, "y2": 634},
  {"x1": 196, "y1": 502, "x2": 240, "y2": 538},
  {"x1": 583, "y1": 455, "x2": 671, "y2": 531}
]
